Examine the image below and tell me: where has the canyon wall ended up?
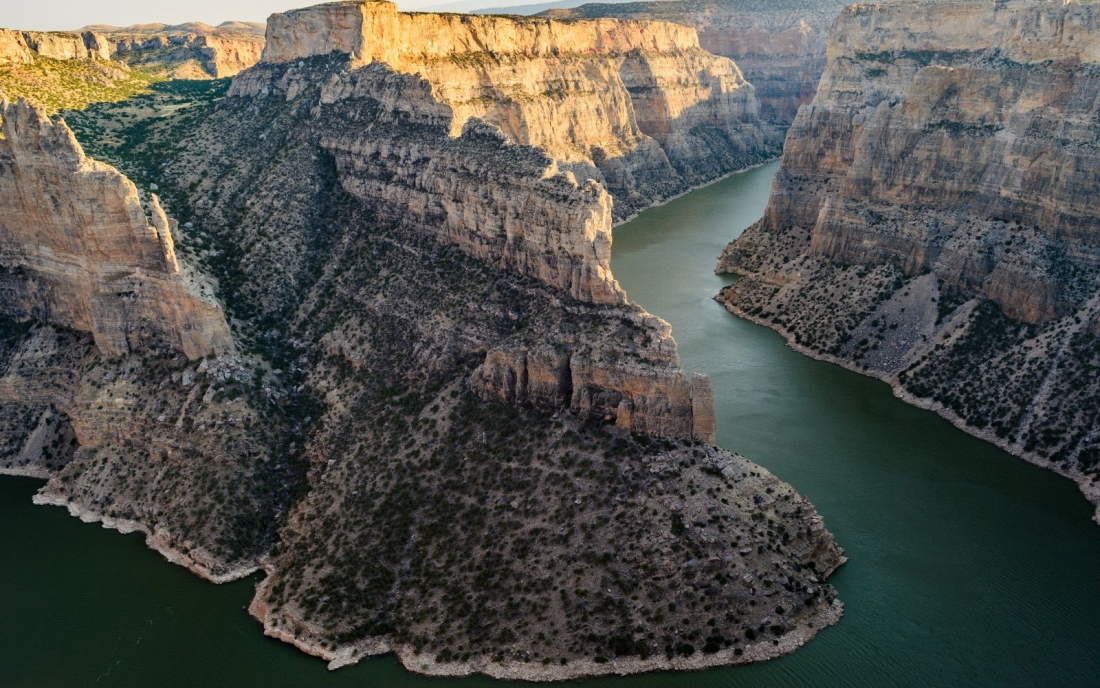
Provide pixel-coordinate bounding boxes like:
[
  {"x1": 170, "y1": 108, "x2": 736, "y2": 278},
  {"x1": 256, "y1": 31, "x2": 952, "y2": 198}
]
[
  {"x1": 0, "y1": 28, "x2": 110, "y2": 64},
  {"x1": 717, "y1": 0, "x2": 1100, "y2": 518},
  {"x1": 92, "y1": 22, "x2": 265, "y2": 78},
  {"x1": 229, "y1": 52, "x2": 714, "y2": 440},
  {"x1": 251, "y1": 0, "x2": 774, "y2": 219},
  {"x1": 0, "y1": 23, "x2": 263, "y2": 79},
  {"x1": 0, "y1": 98, "x2": 233, "y2": 359},
  {"x1": 543, "y1": 0, "x2": 850, "y2": 127},
  {"x1": 147, "y1": 41, "x2": 840, "y2": 673}
]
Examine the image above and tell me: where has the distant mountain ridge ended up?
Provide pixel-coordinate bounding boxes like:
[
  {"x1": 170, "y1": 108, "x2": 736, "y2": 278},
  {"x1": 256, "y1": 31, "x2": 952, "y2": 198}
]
[{"x1": 80, "y1": 21, "x2": 265, "y2": 36}]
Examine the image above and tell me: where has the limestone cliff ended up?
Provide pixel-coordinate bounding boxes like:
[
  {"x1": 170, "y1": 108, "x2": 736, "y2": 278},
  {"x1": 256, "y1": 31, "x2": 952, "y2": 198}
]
[
  {"x1": 717, "y1": 0, "x2": 1100, "y2": 520},
  {"x1": 0, "y1": 97, "x2": 233, "y2": 359},
  {"x1": 543, "y1": 0, "x2": 850, "y2": 127},
  {"x1": 0, "y1": 23, "x2": 263, "y2": 80},
  {"x1": 89, "y1": 22, "x2": 265, "y2": 78},
  {"x1": 249, "y1": 0, "x2": 774, "y2": 219},
  {"x1": 227, "y1": 54, "x2": 711, "y2": 439},
  {"x1": 0, "y1": 29, "x2": 110, "y2": 64}
]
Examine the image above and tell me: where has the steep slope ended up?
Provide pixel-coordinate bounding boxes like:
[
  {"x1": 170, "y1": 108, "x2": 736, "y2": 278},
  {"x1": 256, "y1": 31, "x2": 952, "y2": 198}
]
[
  {"x1": 0, "y1": 30, "x2": 158, "y2": 114},
  {"x1": 257, "y1": 0, "x2": 776, "y2": 220},
  {"x1": 717, "y1": 0, "x2": 1100, "y2": 521},
  {"x1": 0, "y1": 29, "x2": 110, "y2": 64},
  {"x1": 88, "y1": 22, "x2": 265, "y2": 78},
  {"x1": 543, "y1": 0, "x2": 850, "y2": 128},
  {"x1": 0, "y1": 1, "x2": 845, "y2": 679},
  {"x1": 0, "y1": 98, "x2": 233, "y2": 359}
]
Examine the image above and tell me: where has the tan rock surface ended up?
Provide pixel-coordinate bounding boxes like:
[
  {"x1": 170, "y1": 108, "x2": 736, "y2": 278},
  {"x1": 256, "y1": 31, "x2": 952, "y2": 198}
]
[
  {"x1": 718, "y1": 0, "x2": 1100, "y2": 520},
  {"x1": 249, "y1": 0, "x2": 772, "y2": 218},
  {"x1": 0, "y1": 29, "x2": 36, "y2": 65},
  {"x1": 0, "y1": 29, "x2": 111, "y2": 63},
  {"x1": 0, "y1": 97, "x2": 233, "y2": 359},
  {"x1": 97, "y1": 22, "x2": 265, "y2": 78},
  {"x1": 544, "y1": 0, "x2": 850, "y2": 127}
]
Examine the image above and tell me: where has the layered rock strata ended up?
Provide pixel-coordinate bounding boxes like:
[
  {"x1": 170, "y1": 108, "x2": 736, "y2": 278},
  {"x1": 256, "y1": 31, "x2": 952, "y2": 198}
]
[
  {"x1": 231, "y1": 55, "x2": 709, "y2": 439},
  {"x1": 543, "y1": 0, "x2": 850, "y2": 128},
  {"x1": 0, "y1": 1, "x2": 845, "y2": 679},
  {"x1": 0, "y1": 29, "x2": 110, "y2": 64},
  {"x1": 718, "y1": 0, "x2": 1100, "y2": 521},
  {"x1": 90, "y1": 22, "x2": 265, "y2": 78},
  {"x1": 251, "y1": 0, "x2": 774, "y2": 219},
  {"x1": 0, "y1": 23, "x2": 263, "y2": 79},
  {"x1": 0, "y1": 97, "x2": 233, "y2": 359},
  {"x1": 162, "y1": 53, "x2": 842, "y2": 674}
]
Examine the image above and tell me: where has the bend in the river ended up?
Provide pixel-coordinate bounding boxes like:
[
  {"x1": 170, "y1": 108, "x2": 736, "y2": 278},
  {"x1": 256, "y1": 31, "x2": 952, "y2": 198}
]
[{"x1": 3, "y1": 162, "x2": 1099, "y2": 687}]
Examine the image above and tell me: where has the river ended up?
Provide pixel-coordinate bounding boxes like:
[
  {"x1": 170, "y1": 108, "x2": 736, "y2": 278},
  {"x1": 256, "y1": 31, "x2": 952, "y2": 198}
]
[{"x1": 3, "y1": 161, "x2": 1099, "y2": 687}]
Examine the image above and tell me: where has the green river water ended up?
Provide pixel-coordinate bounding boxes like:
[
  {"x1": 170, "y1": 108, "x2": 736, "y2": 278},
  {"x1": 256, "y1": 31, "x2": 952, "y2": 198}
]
[{"x1": 4, "y1": 160, "x2": 1100, "y2": 687}]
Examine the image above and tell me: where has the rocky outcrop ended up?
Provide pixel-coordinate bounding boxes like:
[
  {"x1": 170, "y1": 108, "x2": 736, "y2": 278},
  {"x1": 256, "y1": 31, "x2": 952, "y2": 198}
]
[
  {"x1": 250, "y1": 0, "x2": 774, "y2": 219},
  {"x1": 0, "y1": 28, "x2": 110, "y2": 64},
  {"x1": 0, "y1": 23, "x2": 263, "y2": 78},
  {"x1": 543, "y1": 0, "x2": 850, "y2": 127},
  {"x1": 717, "y1": 0, "x2": 1100, "y2": 520},
  {"x1": 226, "y1": 55, "x2": 716, "y2": 438},
  {"x1": 90, "y1": 22, "x2": 265, "y2": 78},
  {"x1": 0, "y1": 97, "x2": 233, "y2": 359}
]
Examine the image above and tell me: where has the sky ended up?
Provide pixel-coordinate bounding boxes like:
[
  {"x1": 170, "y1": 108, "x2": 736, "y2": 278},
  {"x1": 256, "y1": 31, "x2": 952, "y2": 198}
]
[{"x1": 0, "y1": 0, "x2": 540, "y2": 32}]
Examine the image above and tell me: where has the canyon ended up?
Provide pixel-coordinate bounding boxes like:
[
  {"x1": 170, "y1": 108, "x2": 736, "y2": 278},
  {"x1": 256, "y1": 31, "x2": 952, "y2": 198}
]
[
  {"x1": 718, "y1": 0, "x2": 1100, "y2": 521},
  {"x1": 86, "y1": 22, "x2": 266, "y2": 78},
  {"x1": 0, "y1": 0, "x2": 843, "y2": 680},
  {"x1": 255, "y1": 0, "x2": 778, "y2": 220},
  {"x1": 543, "y1": 0, "x2": 850, "y2": 128},
  {"x1": 0, "y1": 21, "x2": 263, "y2": 93}
]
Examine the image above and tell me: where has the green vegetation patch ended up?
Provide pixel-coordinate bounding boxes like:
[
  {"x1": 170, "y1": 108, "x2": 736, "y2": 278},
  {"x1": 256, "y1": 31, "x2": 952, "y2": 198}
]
[{"x1": 0, "y1": 57, "x2": 161, "y2": 116}]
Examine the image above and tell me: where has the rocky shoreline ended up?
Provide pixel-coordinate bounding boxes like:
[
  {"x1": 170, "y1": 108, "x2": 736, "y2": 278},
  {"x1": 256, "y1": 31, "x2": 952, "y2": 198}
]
[
  {"x1": 611, "y1": 159, "x2": 777, "y2": 229},
  {"x1": 29, "y1": 488, "x2": 260, "y2": 584},
  {"x1": 716, "y1": 288, "x2": 1100, "y2": 526},
  {"x1": 248, "y1": 567, "x2": 844, "y2": 680}
]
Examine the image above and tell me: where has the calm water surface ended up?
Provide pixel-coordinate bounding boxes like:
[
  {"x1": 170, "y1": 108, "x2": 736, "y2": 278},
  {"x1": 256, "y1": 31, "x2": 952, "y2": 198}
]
[{"x1": 4, "y1": 160, "x2": 1099, "y2": 687}]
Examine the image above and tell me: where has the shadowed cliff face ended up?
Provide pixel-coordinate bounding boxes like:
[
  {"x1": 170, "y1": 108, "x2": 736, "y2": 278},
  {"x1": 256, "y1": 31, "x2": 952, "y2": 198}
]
[
  {"x1": 224, "y1": 55, "x2": 717, "y2": 440},
  {"x1": 250, "y1": 0, "x2": 776, "y2": 220},
  {"x1": 542, "y1": 0, "x2": 850, "y2": 128},
  {"x1": 0, "y1": 98, "x2": 233, "y2": 359},
  {"x1": 717, "y1": 0, "x2": 1100, "y2": 520}
]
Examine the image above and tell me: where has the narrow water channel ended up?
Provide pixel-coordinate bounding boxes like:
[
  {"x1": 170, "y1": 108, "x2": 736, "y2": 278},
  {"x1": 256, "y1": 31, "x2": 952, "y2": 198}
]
[{"x1": 3, "y1": 161, "x2": 1099, "y2": 687}]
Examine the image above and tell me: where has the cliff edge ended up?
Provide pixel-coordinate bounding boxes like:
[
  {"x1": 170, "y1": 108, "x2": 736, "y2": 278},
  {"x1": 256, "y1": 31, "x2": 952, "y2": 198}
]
[
  {"x1": 718, "y1": 0, "x2": 1100, "y2": 521},
  {"x1": 0, "y1": 97, "x2": 233, "y2": 359},
  {"x1": 543, "y1": 0, "x2": 850, "y2": 128},
  {"x1": 246, "y1": 0, "x2": 776, "y2": 220}
]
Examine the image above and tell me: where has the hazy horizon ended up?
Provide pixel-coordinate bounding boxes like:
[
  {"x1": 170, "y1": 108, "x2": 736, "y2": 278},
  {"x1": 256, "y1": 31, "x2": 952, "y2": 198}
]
[{"x1": 0, "y1": 0, "x2": 561, "y2": 32}]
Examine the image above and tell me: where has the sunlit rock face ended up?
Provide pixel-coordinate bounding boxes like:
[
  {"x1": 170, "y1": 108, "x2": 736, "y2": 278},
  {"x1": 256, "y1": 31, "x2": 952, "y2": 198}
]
[
  {"x1": 0, "y1": 29, "x2": 111, "y2": 65},
  {"x1": 542, "y1": 0, "x2": 851, "y2": 128},
  {"x1": 94, "y1": 22, "x2": 266, "y2": 78},
  {"x1": 250, "y1": 0, "x2": 775, "y2": 219},
  {"x1": 0, "y1": 98, "x2": 232, "y2": 359}
]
